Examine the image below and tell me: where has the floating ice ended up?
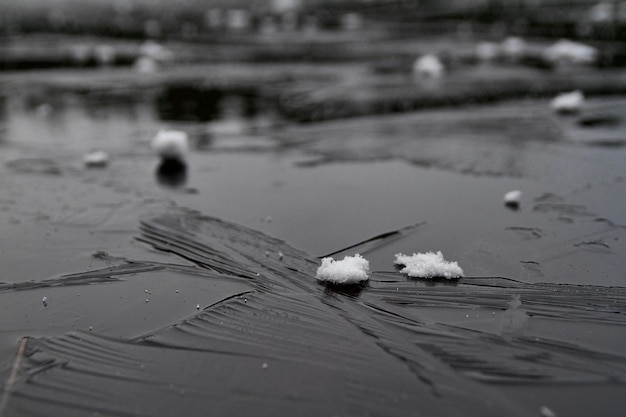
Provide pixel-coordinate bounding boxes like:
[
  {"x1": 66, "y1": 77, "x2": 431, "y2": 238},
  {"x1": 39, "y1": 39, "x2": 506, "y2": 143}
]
[
  {"x1": 315, "y1": 254, "x2": 370, "y2": 284},
  {"x1": 394, "y1": 251, "x2": 464, "y2": 279},
  {"x1": 551, "y1": 90, "x2": 584, "y2": 114},
  {"x1": 151, "y1": 130, "x2": 189, "y2": 161},
  {"x1": 504, "y1": 190, "x2": 522, "y2": 208},
  {"x1": 83, "y1": 150, "x2": 109, "y2": 168},
  {"x1": 413, "y1": 54, "x2": 444, "y2": 78}
]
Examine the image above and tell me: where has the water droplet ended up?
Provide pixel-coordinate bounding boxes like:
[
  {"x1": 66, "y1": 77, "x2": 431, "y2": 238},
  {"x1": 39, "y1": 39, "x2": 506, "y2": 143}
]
[
  {"x1": 89, "y1": 326, "x2": 93, "y2": 331},
  {"x1": 144, "y1": 289, "x2": 148, "y2": 293},
  {"x1": 175, "y1": 289, "x2": 179, "y2": 293},
  {"x1": 262, "y1": 363, "x2": 268, "y2": 370},
  {"x1": 42, "y1": 296, "x2": 48, "y2": 307},
  {"x1": 278, "y1": 251, "x2": 284, "y2": 260},
  {"x1": 196, "y1": 304, "x2": 200, "y2": 310},
  {"x1": 146, "y1": 299, "x2": 150, "y2": 303}
]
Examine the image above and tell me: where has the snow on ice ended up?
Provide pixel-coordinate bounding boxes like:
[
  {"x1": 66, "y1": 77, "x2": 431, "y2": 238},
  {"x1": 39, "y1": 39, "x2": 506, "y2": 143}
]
[
  {"x1": 504, "y1": 189, "x2": 522, "y2": 208},
  {"x1": 551, "y1": 90, "x2": 584, "y2": 113},
  {"x1": 394, "y1": 251, "x2": 464, "y2": 279},
  {"x1": 315, "y1": 254, "x2": 370, "y2": 284},
  {"x1": 151, "y1": 130, "x2": 189, "y2": 161}
]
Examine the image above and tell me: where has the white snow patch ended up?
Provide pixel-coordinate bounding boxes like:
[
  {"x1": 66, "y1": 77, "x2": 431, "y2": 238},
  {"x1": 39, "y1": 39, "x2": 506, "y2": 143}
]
[
  {"x1": 151, "y1": 130, "x2": 189, "y2": 160},
  {"x1": 475, "y1": 41, "x2": 499, "y2": 61},
  {"x1": 551, "y1": 90, "x2": 584, "y2": 113},
  {"x1": 543, "y1": 39, "x2": 597, "y2": 65},
  {"x1": 316, "y1": 254, "x2": 370, "y2": 284},
  {"x1": 83, "y1": 150, "x2": 109, "y2": 168},
  {"x1": 394, "y1": 251, "x2": 464, "y2": 279},
  {"x1": 413, "y1": 54, "x2": 444, "y2": 78},
  {"x1": 134, "y1": 56, "x2": 159, "y2": 74},
  {"x1": 500, "y1": 37, "x2": 526, "y2": 59},
  {"x1": 504, "y1": 189, "x2": 522, "y2": 205}
]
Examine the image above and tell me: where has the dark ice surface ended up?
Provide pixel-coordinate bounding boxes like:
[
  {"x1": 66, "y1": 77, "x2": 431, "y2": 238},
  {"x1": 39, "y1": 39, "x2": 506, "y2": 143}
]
[
  {"x1": 1, "y1": 68, "x2": 625, "y2": 416},
  {"x1": 1, "y1": 207, "x2": 625, "y2": 417}
]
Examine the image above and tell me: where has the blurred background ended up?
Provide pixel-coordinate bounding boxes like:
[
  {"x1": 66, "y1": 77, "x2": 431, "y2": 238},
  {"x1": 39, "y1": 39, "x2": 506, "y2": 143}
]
[{"x1": 2, "y1": 0, "x2": 626, "y2": 70}]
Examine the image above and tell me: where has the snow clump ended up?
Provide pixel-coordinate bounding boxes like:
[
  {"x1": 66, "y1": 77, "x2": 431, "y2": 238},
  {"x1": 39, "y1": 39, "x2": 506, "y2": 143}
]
[
  {"x1": 413, "y1": 54, "x2": 444, "y2": 78},
  {"x1": 316, "y1": 254, "x2": 370, "y2": 284},
  {"x1": 543, "y1": 39, "x2": 597, "y2": 65},
  {"x1": 151, "y1": 130, "x2": 189, "y2": 161},
  {"x1": 394, "y1": 251, "x2": 464, "y2": 279},
  {"x1": 504, "y1": 189, "x2": 522, "y2": 208},
  {"x1": 551, "y1": 90, "x2": 584, "y2": 114},
  {"x1": 83, "y1": 150, "x2": 109, "y2": 168}
]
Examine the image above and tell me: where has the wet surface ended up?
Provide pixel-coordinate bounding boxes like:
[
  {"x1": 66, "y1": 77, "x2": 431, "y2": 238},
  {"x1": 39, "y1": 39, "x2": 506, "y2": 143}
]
[
  {"x1": 1, "y1": 62, "x2": 625, "y2": 415},
  {"x1": 1, "y1": 207, "x2": 625, "y2": 417}
]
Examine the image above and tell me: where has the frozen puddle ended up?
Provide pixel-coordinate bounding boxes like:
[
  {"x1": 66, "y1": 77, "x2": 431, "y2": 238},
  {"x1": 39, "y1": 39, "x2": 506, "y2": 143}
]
[{"x1": 2, "y1": 207, "x2": 626, "y2": 417}]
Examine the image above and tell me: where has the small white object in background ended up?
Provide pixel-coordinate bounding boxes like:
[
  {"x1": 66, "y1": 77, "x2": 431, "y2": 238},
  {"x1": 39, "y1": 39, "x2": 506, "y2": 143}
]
[
  {"x1": 475, "y1": 41, "x2": 499, "y2": 62},
  {"x1": 42, "y1": 296, "x2": 48, "y2": 307},
  {"x1": 504, "y1": 189, "x2": 522, "y2": 208},
  {"x1": 151, "y1": 130, "x2": 189, "y2": 161},
  {"x1": 543, "y1": 39, "x2": 597, "y2": 66},
  {"x1": 394, "y1": 251, "x2": 464, "y2": 279},
  {"x1": 134, "y1": 56, "x2": 158, "y2": 74},
  {"x1": 500, "y1": 37, "x2": 526, "y2": 60},
  {"x1": 550, "y1": 90, "x2": 584, "y2": 114},
  {"x1": 139, "y1": 40, "x2": 173, "y2": 62},
  {"x1": 315, "y1": 254, "x2": 370, "y2": 284},
  {"x1": 413, "y1": 54, "x2": 444, "y2": 78},
  {"x1": 94, "y1": 44, "x2": 116, "y2": 66},
  {"x1": 83, "y1": 150, "x2": 109, "y2": 168}
]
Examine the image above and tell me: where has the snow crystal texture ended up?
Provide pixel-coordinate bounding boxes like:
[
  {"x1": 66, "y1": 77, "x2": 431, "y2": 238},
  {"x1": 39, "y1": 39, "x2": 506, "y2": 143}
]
[
  {"x1": 316, "y1": 254, "x2": 370, "y2": 284},
  {"x1": 394, "y1": 251, "x2": 464, "y2": 279}
]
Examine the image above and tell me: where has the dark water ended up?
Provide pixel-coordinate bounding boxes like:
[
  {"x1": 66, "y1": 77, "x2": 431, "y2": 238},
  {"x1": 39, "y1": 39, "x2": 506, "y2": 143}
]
[{"x1": 1, "y1": 84, "x2": 625, "y2": 416}]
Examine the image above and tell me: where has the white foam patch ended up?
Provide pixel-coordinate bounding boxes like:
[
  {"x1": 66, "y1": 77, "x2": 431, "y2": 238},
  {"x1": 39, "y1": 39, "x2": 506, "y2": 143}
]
[
  {"x1": 394, "y1": 251, "x2": 464, "y2": 279},
  {"x1": 315, "y1": 254, "x2": 370, "y2": 284}
]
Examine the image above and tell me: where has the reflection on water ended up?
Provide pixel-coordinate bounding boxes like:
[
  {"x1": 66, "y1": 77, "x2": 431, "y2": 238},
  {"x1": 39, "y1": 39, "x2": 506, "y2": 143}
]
[
  {"x1": 155, "y1": 158, "x2": 187, "y2": 188},
  {"x1": 155, "y1": 84, "x2": 264, "y2": 122},
  {"x1": 0, "y1": 84, "x2": 277, "y2": 155}
]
